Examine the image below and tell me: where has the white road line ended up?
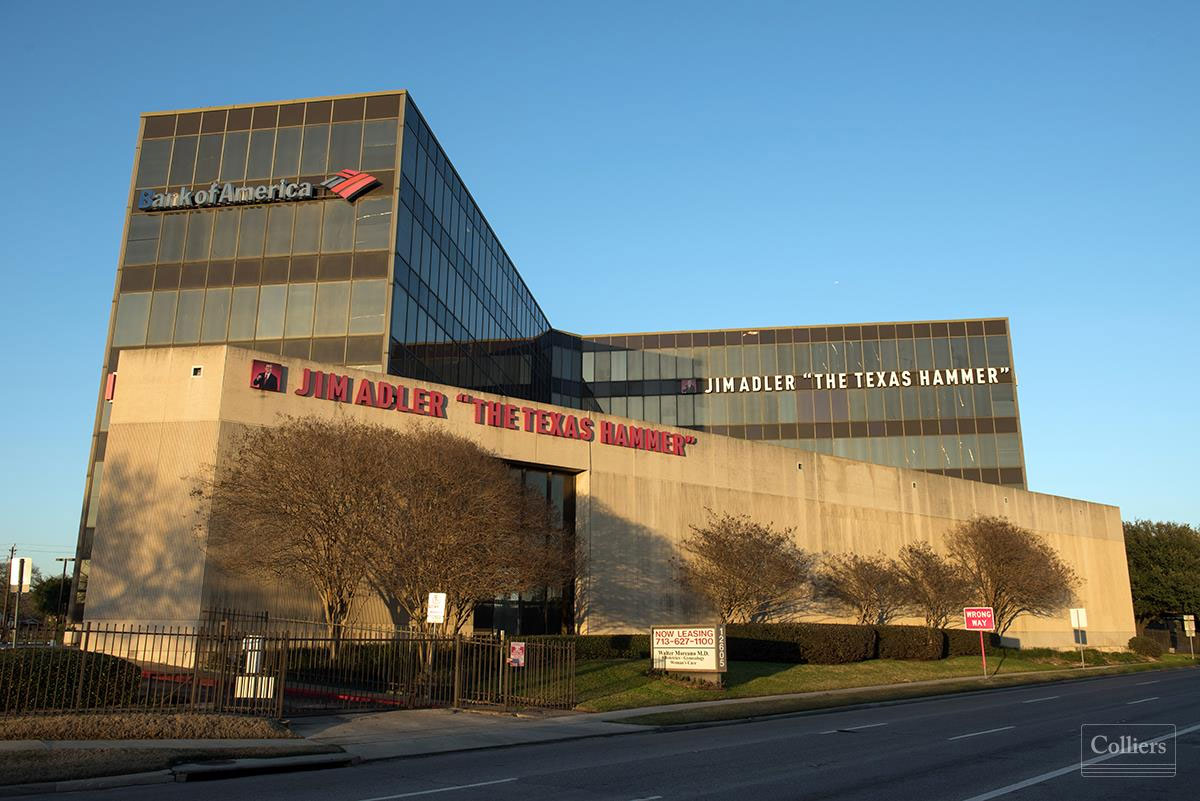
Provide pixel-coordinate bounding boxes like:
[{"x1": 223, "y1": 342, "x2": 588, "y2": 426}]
[
  {"x1": 1126, "y1": 696, "x2": 1159, "y2": 705},
  {"x1": 1136, "y1": 680, "x2": 1160, "y2": 685},
  {"x1": 356, "y1": 778, "x2": 519, "y2": 800},
  {"x1": 628, "y1": 797, "x2": 663, "y2": 801},
  {"x1": 959, "y1": 722, "x2": 1200, "y2": 801},
  {"x1": 1020, "y1": 696, "x2": 1059, "y2": 704},
  {"x1": 948, "y1": 725, "x2": 1015, "y2": 741},
  {"x1": 818, "y1": 722, "x2": 888, "y2": 734}
]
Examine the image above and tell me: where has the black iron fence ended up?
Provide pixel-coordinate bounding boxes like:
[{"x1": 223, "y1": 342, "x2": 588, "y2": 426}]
[{"x1": 0, "y1": 617, "x2": 575, "y2": 717}]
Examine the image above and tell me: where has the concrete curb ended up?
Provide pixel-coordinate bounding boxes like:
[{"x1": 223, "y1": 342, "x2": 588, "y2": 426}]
[
  {"x1": 0, "y1": 769, "x2": 175, "y2": 797},
  {"x1": 0, "y1": 751, "x2": 358, "y2": 796}
]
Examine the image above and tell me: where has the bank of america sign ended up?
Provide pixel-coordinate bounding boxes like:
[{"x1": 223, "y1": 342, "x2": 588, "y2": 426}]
[{"x1": 136, "y1": 169, "x2": 380, "y2": 212}]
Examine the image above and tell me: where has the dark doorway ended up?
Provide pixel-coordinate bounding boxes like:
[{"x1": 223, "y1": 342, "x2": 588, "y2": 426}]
[{"x1": 472, "y1": 465, "x2": 576, "y2": 636}]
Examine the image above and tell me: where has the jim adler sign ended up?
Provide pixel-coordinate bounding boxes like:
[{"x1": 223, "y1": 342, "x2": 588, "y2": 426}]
[{"x1": 695, "y1": 367, "x2": 1012, "y2": 394}]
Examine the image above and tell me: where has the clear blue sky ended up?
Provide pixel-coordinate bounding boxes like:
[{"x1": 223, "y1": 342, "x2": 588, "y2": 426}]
[{"x1": 2, "y1": 2, "x2": 1197, "y2": 572}]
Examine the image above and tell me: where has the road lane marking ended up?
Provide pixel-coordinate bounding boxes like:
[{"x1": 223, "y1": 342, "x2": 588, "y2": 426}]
[
  {"x1": 1126, "y1": 696, "x2": 1159, "y2": 704},
  {"x1": 819, "y1": 722, "x2": 888, "y2": 734},
  {"x1": 356, "y1": 778, "x2": 518, "y2": 800},
  {"x1": 1136, "y1": 680, "x2": 1160, "y2": 685},
  {"x1": 959, "y1": 722, "x2": 1200, "y2": 801},
  {"x1": 948, "y1": 726, "x2": 1015, "y2": 741},
  {"x1": 627, "y1": 797, "x2": 663, "y2": 801},
  {"x1": 1021, "y1": 696, "x2": 1059, "y2": 704}
]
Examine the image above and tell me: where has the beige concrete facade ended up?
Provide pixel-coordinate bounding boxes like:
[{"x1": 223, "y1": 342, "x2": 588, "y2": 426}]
[{"x1": 85, "y1": 345, "x2": 1137, "y2": 649}]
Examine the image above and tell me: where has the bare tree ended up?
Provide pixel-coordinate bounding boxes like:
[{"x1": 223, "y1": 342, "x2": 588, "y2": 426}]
[
  {"x1": 363, "y1": 426, "x2": 572, "y2": 636},
  {"x1": 815, "y1": 553, "x2": 909, "y2": 625},
  {"x1": 675, "y1": 511, "x2": 815, "y2": 623},
  {"x1": 196, "y1": 416, "x2": 393, "y2": 640},
  {"x1": 946, "y1": 516, "x2": 1079, "y2": 635},
  {"x1": 197, "y1": 418, "x2": 570, "y2": 644},
  {"x1": 896, "y1": 542, "x2": 972, "y2": 632}
]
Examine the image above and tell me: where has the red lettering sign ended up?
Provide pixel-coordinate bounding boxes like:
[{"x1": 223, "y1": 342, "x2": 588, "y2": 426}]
[
  {"x1": 293, "y1": 368, "x2": 446, "y2": 419},
  {"x1": 963, "y1": 607, "x2": 995, "y2": 631}
]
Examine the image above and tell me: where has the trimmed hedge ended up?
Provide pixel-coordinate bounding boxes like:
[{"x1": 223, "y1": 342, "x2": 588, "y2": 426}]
[
  {"x1": 944, "y1": 627, "x2": 1001, "y2": 656},
  {"x1": 874, "y1": 625, "x2": 944, "y2": 660},
  {"x1": 526, "y1": 634, "x2": 651, "y2": 659},
  {"x1": 726, "y1": 623, "x2": 876, "y2": 664},
  {"x1": 1128, "y1": 636, "x2": 1163, "y2": 659},
  {"x1": 0, "y1": 648, "x2": 142, "y2": 712}
]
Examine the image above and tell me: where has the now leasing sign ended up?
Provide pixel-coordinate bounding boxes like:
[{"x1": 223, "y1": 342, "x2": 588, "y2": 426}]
[{"x1": 651, "y1": 625, "x2": 727, "y2": 673}]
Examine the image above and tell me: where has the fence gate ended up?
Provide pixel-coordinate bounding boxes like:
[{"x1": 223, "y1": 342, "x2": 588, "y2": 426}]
[{"x1": 455, "y1": 636, "x2": 576, "y2": 711}]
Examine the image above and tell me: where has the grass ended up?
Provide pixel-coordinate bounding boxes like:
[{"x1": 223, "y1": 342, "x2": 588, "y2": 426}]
[
  {"x1": 576, "y1": 651, "x2": 1198, "y2": 715},
  {"x1": 0, "y1": 712, "x2": 297, "y2": 741},
  {"x1": 0, "y1": 744, "x2": 342, "y2": 786}
]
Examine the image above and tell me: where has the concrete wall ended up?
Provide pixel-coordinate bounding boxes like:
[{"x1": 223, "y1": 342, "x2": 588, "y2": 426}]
[{"x1": 86, "y1": 345, "x2": 1137, "y2": 648}]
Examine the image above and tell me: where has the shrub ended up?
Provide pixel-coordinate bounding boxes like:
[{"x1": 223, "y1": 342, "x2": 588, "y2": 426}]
[
  {"x1": 0, "y1": 648, "x2": 142, "y2": 712},
  {"x1": 526, "y1": 634, "x2": 651, "y2": 660},
  {"x1": 726, "y1": 623, "x2": 876, "y2": 664},
  {"x1": 874, "y1": 625, "x2": 943, "y2": 660},
  {"x1": 1128, "y1": 636, "x2": 1163, "y2": 659},
  {"x1": 944, "y1": 628, "x2": 1001, "y2": 656}
]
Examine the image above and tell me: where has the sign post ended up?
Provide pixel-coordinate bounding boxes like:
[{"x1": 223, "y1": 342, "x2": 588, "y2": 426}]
[
  {"x1": 1070, "y1": 608, "x2": 1088, "y2": 667},
  {"x1": 963, "y1": 607, "x2": 995, "y2": 678},
  {"x1": 8, "y1": 557, "x2": 32, "y2": 645},
  {"x1": 1183, "y1": 615, "x2": 1195, "y2": 661}
]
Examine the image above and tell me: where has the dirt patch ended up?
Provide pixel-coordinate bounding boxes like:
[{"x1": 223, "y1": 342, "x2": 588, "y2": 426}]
[
  {"x1": 0, "y1": 712, "x2": 296, "y2": 741},
  {"x1": 0, "y1": 745, "x2": 341, "y2": 786}
]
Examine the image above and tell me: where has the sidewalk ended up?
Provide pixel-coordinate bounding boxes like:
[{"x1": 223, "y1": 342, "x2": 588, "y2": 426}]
[{"x1": 291, "y1": 708, "x2": 647, "y2": 760}]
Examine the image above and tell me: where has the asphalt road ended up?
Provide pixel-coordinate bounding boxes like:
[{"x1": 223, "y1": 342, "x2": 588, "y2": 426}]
[{"x1": 23, "y1": 668, "x2": 1200, "y2": 801}]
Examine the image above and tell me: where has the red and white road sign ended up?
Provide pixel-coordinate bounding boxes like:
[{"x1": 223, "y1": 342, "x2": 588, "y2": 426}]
[
  {"x1": 508, "y1": 641, "x2": 526, "y2": 668},
  {"x1": 963, "y1": 607, "x2": 995, "y2": 631}
]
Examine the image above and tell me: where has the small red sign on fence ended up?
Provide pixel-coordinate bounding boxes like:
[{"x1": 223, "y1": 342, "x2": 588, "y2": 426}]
[
  {"x1": 508, "y1": 641, "x2": 526, "y2": 668},
  {"x1": 963, "y1": 607, "x2": 995, "y2": 631}
]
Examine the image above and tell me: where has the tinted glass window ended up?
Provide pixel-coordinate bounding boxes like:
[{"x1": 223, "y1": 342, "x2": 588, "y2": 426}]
[
  {"x1": 265, "y1": 205, "x2": 295, "y2": 256},
  {"x1": 272, "y1": 126, "x2": 301, "y2": 177},
  {"x1": 200, "y1": 288, "x2": 231, "y2": 342},
  {"x1": 256, "y1": 284, "x2": 287, "y2": 338},
  {"x1": 284, "y1": 283, "x2": 315, "y2": 337},
  {"x1": 146, "y1": 290, "x2": 178, "y2": 344},
  {"x1": 314, "y1": 281, "x2": 350, "y2": 336},
  {"x1": 124, "y1": 215, "x2": 161, "y2": 265},
  {"x1": 184, "y1": 212, "x2": 212, "y2": 261},
  {"x1": 194, "y1": 134, "x2": 223, "y2": 183},
  {"x1": 158, "y1": 214, "x2": 187, "y2": 262},
  {"x1": 349, "y1": 279, "x2": 386, "y2": 334},
  {"x1": 361, "y1": 120, "x2": 397, "y2": 170},
  {"x1": 236, "y1": 207, "x2": 267, "y2": 258},
  {"x1": 168, "y1": 136, "x2": 197, "y2": 185},
  {"x1": 136, "y1": 139, "x2": 171, "y2": 187},
  {"x1": 321, "y1": 201, "x2": 353, "y2": 251},
  {"x1": 229, "y1": 286, "x2": 258, "y2": 340},
  {"x1": 293, "y1": 203, "x2": 322, "y2": 252},
  {"x1": 246, "y1": 130, "x2": 275, "y2": 179},
  {"x1": 328, "y1": 122, "x2": 362, "y2": 170},
  {"x1": 210, "y1": 209, "x2": 239, "y2": 259},
  {"x1": 172, "y1": 289, "x2": 204, "y2": 343},
  {"x1": 300, "y1": 125, "x2": 329, "y2": 174},
  {"x1": 112, "y1": 292, "x2": 152, "y2": 346},
  {"x1": 219, "y1": 131, "x2": 248, "y2": 181},
  {"x1": 354, "y1": 197, "x2": 392, "y2": 250}
]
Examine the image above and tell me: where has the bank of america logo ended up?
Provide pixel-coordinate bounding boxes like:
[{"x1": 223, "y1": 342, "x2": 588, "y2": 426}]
[{"x1": 321, "y1": 169, "x2": 381, "y2": 201}]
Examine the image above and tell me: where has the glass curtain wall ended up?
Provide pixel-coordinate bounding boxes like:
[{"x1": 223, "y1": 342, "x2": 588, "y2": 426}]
[{"x1": 581, "y1": 320, "x2": 1025, "y2": 487}]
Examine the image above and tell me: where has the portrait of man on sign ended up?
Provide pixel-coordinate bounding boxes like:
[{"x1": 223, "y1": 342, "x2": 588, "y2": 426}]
[{"x1": 250, "y1": 360, "x2": 283, "y2": 392}]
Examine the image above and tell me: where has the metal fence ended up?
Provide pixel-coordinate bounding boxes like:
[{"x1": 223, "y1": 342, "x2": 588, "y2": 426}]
[{"x1": 1, "y1": 617, "x2": 575, "y2": 717}]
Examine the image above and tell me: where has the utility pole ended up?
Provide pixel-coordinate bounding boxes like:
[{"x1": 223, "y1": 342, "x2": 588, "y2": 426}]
[
  {"x1": 55, "y1": 557, "x2": 75, "y2": 627},
  {"x1": 1, "y1": 544, "x2": 14, "y2": 639}
]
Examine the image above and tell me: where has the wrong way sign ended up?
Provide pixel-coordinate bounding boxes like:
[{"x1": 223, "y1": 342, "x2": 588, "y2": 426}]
[{"x1": 963, "y1": 607, "x2": 995, "y2": 631}]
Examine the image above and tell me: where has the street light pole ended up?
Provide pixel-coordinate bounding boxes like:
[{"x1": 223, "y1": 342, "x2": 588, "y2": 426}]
[{"x1": 55, "y1": 558, "x2": 75, "y2": 626}]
